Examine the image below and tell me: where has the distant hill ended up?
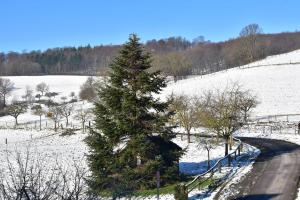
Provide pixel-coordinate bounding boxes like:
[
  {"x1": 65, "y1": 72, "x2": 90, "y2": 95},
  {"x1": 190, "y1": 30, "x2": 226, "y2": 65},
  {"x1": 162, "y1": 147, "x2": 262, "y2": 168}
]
[
  {"x1": 1, "y1": 31, "x2": 300, "y2": 77},
  {"x1": 163, "y1": 49, "x2": 300, "y2": 116}
]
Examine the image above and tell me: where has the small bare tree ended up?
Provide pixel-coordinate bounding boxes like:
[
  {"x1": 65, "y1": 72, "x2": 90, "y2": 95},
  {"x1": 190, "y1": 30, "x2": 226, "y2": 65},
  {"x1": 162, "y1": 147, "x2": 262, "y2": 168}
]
[
  {"x1": 6, "y1": 102, "x2": 28, "y2": 126},
  {"x1": 35, "y1": 94, "x2": 42, "y2": 101},
  {"x1": 36, "y1": 82, "x2": 49, "y2": 96},
  {"x1": 61, "y1": 96, "x2": 67, "y2": 103},
  {"x1": 60, "y1": 103, "x2": 74, "y2": 127},
  {"x1": 79, "y1": 77, "x2": 97, "y2": 102},
  {"x1": 238, "y1": 90, "x2": 259, "y2": 123},
  {"x1": 196, "y1": 136, "x2": 218, "y2": 170},
  {"x1": 0, "y1": 78, "x2": 14, "y2": 107},
  {"x1": 47, "y1": 106, "x2": 62, "y2": 132},
  {"x1": 70, "y1": 91, "x2": 76, "y2": 99},
  {"x1": 170, "y1": 95, "x2": 198, "y2": 143},
  {"x1": 239, "y1": 23, "x2": 263, "y2": 62},
  {"x1": 32, "y1": 104, "x2": 44, "y2": 130},
  {"x1": 23, "y1": 86, "x2": 34, "y2": 104},
  {"x1": 198, "y1": 84, "x2": 258, "y2": 156},
  {"x1": 45, "y1": 92, "x2": 59, "y2": 107},
  {"x1": 75, "y1": 108, "x2": 93, "y2": 133}
]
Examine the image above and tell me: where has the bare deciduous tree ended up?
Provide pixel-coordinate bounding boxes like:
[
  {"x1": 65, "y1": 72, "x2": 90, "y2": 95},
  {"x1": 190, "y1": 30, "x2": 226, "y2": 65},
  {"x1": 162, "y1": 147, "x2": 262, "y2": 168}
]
[
  {"x1": 238, "y1": 90, "x2": 259, "y2": 122},
  {"x1": 23, "y1": 86, "x2": 34, "y2": 104},
  {"x1": 196, "y1": 136, "x2": 218, "y2": 170},
  {"x1": 198, "y1": 84, "x2": 258, "y2": 156},
  {"x1": 6, "y1": 102, "x2": 28, "y2": 126},
  {"x1": 0, "y1": 150, "x2": 91, "y2": 200},
  {"x1": 36, "y1": 82, "x2": 49, "y2": 96},
  {"x1": 70, "y1": 91, "x2": 76, "y2": 99},
  {"x1": 60, "y1": 104, "x2": 74, "y2": 127},
  {"x1": 32, "y1": 104, "x2": 44, "y2": 131},
  {"x1": 47, "y1": 106, "x2": 62, "y2": 132},
  {"x1": 0, "y1": 78, "x2": 14, "y2": 107},
  {"x1": 61, "y1": 96, "x2": 67, "y2": 103},
  {"x1": 239, "y1": 23, "x2": 263, "y2": 63},
  {"x1": 170, "y1": 95, "x2": 199, "y2": 143},
  {"x1": 75, "y1": 108, "x2": 93, "y2": 133},
  {"x1": 79, "y1": 77, "x2": 98, "y2": 102}
]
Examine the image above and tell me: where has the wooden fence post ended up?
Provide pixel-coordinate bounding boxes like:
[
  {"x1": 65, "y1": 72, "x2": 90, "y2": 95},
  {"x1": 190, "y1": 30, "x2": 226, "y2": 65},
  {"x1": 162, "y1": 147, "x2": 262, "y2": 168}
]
[
  {"x1": 240, "y1": 143, "x2": 243, "y2": 151},
  {"x1": 279, "y1": 126, "x2": 281, "y2": 134}
]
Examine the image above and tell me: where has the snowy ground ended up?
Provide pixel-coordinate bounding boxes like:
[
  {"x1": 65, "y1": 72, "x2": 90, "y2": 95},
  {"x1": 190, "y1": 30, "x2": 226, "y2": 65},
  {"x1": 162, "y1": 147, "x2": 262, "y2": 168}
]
[
  {"x1": 163, "y1": 49, "x2": 300, "y2": 117},
  {"x1": 4, "y1": 75, "x2": 88, "y2": 103},
  {"x1": 0, "y1": 128, "x2": 257, "y2": 200},
  {"x1": 0, "y1": 128, "x2": 236, "y2": 178}
]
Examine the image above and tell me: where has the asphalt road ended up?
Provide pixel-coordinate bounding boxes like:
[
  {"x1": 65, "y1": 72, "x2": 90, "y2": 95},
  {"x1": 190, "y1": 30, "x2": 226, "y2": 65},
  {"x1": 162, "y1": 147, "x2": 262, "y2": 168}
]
[{"x1": 229, "y1": 137, "x2": 300, "y2": 200}]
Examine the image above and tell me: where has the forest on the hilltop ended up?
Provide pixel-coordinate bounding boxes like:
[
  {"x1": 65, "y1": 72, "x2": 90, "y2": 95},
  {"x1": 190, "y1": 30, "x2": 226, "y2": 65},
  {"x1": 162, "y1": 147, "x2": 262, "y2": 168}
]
[{"x1": 1, "y1": 24, "x2": 300, "y2": 78}]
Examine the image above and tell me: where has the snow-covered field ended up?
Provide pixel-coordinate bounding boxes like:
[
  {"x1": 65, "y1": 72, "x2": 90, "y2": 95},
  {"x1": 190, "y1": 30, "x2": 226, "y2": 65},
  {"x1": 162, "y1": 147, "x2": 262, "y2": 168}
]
[
  {"x1": 2, "y1": 49, "x2": 300, "y2": 199},
  {"x1": 163, "y1": 49, "x2": 300, "y2": 117},
  {"x1": 243, "y1": 49, "x2": 300, "y2": 67},
  {"x1": 4, "y1": 75, "x2": 88, "y2": 103}
]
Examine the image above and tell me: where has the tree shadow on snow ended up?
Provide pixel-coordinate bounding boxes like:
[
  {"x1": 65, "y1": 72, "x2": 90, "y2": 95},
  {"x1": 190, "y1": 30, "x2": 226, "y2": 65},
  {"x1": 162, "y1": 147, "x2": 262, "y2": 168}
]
[
  {"x1": 233, "y1": 193, "x2": 280, "y2": 200},
  {"x1": 179, "y1": 156, "x2": 223, "y2": 175}
]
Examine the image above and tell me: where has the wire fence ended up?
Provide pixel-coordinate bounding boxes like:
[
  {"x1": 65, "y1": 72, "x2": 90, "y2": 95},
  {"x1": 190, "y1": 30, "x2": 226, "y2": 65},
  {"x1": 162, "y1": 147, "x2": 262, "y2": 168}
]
[{"x1": 0, "y1": 119, "x2": 93, "y2": 133}]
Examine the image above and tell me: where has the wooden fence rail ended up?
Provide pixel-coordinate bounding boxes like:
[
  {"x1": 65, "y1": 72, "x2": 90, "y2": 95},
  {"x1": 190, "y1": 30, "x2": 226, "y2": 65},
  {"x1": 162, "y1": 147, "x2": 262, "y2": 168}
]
[{"x1": 185, "y1": 137, "x2": 243, "y2": 194}]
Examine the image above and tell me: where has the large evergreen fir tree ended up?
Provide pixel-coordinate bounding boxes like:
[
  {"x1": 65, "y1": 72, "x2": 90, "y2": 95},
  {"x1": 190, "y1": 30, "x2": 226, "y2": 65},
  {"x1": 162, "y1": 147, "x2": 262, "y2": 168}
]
[{"x1": 85, "y1": 34, "x2": 182, "y2": 197}]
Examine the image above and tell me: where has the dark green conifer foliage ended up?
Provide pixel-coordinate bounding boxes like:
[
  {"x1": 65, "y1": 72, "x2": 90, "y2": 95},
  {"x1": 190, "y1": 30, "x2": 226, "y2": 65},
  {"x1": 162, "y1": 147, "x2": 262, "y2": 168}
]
[{"x1": 85, "y1": 34, "x2": 182, "y2": 197}]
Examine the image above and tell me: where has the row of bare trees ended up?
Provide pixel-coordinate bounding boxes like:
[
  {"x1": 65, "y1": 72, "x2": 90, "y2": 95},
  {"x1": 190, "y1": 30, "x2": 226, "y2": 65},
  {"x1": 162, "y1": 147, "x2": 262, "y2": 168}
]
[
  {"x1": 0, "y1": 77, "x2": 94, "y2": 131},
  {"x1": 170, "y1": 84, "x2": 258, "y2": 156},
  {"x1": 46, "y1": 105, "x2": 93, "y2": 132},
  {"x1": 3, "y1": 24, "x2": 300, "y2": 77},
  {"x1": 0, "y1": 150, "x2": 95, "y2": 200}
]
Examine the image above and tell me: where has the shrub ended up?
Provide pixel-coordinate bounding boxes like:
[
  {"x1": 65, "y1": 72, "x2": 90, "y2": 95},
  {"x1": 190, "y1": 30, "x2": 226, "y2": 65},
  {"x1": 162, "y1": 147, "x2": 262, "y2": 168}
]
[
  {"x1": 60, "y1": 128, "x2": 76, "y2": 136},
  {"x1": 174, "y1": 184, "x2": 188, "y2": 200}
]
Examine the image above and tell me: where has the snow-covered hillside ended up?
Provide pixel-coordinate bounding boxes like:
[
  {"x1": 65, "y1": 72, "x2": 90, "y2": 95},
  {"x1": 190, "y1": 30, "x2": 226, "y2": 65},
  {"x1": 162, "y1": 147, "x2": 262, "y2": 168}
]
[
  {"x1": 243, "y1": 49, "x2": 300, "y2": 67},
  {"x1": 4, "y1": 75, "x2": 88, "y2": 102},
  {"x1": 163, "y1": 49, "x2": 300, "y2": 117},
  {"x1": 4, "y1": 49, "x2": 300, "y2": 117}
]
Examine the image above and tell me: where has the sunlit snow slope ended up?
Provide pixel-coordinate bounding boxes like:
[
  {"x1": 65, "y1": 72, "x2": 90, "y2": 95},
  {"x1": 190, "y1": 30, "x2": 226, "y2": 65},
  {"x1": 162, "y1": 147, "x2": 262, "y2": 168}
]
[
  {"x1": 163, "y1": 49, "x2": 300, "y2": 117},
  {"x1": 2, "y1": 50, "x2": 300, "y2": 117}
]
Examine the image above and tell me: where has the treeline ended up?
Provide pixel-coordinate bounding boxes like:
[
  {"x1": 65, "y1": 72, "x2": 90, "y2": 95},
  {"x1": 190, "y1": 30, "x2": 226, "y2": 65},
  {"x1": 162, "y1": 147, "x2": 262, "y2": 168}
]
[{"x1": 1, "y1": 24, "x2": 300, "y2": 77}]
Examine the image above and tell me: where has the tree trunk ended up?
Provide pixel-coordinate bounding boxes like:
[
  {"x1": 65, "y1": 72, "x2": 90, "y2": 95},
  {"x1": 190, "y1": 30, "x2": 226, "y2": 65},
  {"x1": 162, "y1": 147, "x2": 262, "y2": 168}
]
[
  {"x1": 229, "y1": 135, "x2": 233, "y2": 150},
  {"x1": 224, "y1": 137, "x2": 229, "y2": 156},
  {"x1": 187, "y1": 129, "x2": 191, "y2": 143},
  {"x1": 66, "y1": 117, "x2": 69, "y2": 127},
  {"x1": 207, "y1": 149, "x2": 210, "y2": 170},
  {"x1": 3, "y1": 95, "x2": 6, "y2": 107},
  {"x1": 14, "y1": 117, "x2": 18, "y2": 126},
  {"x1": 39, "y1": 115, "x2": 42, "y2": 131},
  {"x1": 54, "y1": 122, "x2": 57, "y2": 132},
  {"x1": 82, "y1": 122, "x2": 85, "y2": 133}
]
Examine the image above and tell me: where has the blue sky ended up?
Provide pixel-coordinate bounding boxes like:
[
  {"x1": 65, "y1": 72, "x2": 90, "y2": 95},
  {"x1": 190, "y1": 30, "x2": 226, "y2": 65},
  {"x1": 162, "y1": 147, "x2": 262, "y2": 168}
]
[{"x1": 1, "y1": 0, "x2": 300, "y2": 52}]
